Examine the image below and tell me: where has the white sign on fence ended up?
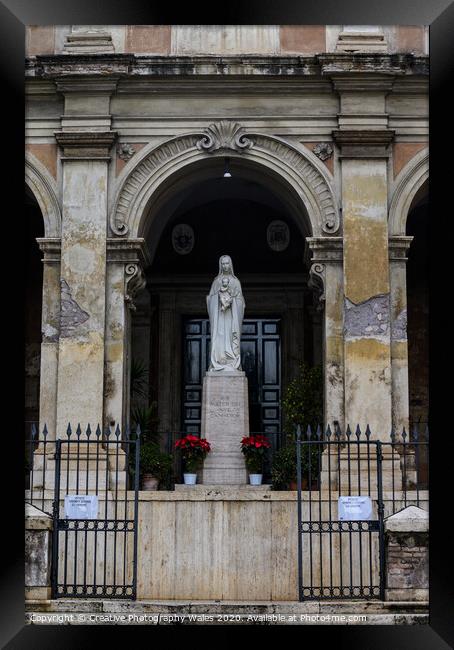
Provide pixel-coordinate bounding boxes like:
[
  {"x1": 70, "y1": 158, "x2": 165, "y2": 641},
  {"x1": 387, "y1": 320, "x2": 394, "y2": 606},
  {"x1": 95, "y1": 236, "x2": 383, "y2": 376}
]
[
  {"x1": 338, "y1": 496, "x2": 372, "y2": 521},
  {"x1": 64, "y1": 495, "x2": 98, "y2": 519}
]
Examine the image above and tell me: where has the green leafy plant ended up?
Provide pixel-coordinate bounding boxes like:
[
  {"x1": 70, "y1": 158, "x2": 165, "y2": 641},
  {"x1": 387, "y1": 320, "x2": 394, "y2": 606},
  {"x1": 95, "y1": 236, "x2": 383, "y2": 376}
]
[
  {"x1": 140, "y1": 442, "x2": 173, "y2": 488},
  {"x1": 271, "y1": 435, "x2": 320, "y2": 490},
  {"x1": 271, "y1": 363, "x2": 324, "y2": 490},
  {"x1": 130, "y1": 403, "x2": 160, "y2": 445},
  {"x1": 282, "y1": 363, "x2": 323, "y2": 433},
  {"x1": 130, "y1": 358, "x2": 149, "y2": 401}
]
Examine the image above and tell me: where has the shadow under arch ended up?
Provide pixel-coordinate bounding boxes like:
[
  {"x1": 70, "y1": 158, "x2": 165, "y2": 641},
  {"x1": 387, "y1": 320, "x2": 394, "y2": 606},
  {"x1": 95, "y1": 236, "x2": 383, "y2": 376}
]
[
  {"x1": 25, "y1": 152, "x2": 61, "y2": 238},
  {"x1": 138, "y1": 156, "x2": 314, "y2": 267},
  {"x1": 388, "y1": 147, "x2": 428, "y2": 236}
]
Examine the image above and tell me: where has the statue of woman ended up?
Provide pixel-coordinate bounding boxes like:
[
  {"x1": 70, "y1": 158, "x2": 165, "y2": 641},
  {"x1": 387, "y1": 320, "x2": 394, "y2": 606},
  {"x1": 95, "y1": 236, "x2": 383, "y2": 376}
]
[{"x1": 207, "y1": 255, "x2": 245, "y2": 372}]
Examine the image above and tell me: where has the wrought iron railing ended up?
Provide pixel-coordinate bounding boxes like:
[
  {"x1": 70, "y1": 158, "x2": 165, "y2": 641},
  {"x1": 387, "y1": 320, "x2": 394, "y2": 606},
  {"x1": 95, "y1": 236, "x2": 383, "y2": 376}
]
[{"x1": 294, "y1": 423, "x2": 429, "y2": 601}]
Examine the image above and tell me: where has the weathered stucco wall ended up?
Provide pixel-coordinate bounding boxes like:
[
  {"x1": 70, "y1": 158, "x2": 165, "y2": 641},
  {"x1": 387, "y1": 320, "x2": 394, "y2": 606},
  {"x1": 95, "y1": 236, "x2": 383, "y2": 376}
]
[{"x1": 25, "y1": 25, "x2": 429, "y2": 57}]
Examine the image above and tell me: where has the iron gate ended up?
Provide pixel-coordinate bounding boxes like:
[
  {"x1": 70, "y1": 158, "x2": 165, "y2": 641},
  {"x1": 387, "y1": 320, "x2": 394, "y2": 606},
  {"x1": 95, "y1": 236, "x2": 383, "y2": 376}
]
[
  {"x1": 51, "y1": 425, "x2": 141, "y2": 599},
  {"x1": 296, "y1": 425, "x2": 385, "y2": 600}
]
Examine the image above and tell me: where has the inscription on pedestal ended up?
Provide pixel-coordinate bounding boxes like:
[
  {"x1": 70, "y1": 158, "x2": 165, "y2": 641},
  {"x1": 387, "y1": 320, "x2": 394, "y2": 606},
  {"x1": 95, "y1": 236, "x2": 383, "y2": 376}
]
[
  {"x1": 201, "y1": 373, "x2": 249, "y2": 485},
  {"x1": 207, "y1": 398, "x2": 241, "y2": 420}
]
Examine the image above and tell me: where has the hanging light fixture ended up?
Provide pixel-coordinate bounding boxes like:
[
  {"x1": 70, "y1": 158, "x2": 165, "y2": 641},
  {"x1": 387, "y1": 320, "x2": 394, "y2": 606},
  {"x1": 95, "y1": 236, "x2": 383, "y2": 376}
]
[{"x1": 223, "y1": 157, "x2": 232, "y2": 178}]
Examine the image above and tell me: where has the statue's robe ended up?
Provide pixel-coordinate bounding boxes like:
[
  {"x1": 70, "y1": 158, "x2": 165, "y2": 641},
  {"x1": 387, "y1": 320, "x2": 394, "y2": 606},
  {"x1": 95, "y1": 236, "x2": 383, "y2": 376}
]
[{"x1": 207, "y1": 274, "x2": 245, "y2": 371}]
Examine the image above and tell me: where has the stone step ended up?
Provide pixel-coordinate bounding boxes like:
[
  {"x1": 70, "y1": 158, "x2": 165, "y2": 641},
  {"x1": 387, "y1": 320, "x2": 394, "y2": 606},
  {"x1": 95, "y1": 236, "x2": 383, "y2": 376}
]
[{"x1": 25, "y1": 598, "x2": 428, "y2": 625}]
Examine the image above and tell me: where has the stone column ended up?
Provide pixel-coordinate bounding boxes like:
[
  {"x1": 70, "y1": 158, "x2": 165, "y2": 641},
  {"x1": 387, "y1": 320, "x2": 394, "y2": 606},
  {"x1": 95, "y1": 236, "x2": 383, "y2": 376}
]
[
  {"x1": 36, "y1": 238, "x2": 61, "y2": 441},
  {"x1": 333, "y1": 130, "x2": 395, "y2": 439},
  {"x1": 54, "y1": 131, "x2": 116, "y2": 437},
  {"x1": 389, "y1": 236, "x2": 413, "y2": 432},
  {"x1": 104, "y1": 239, "x2": 149, "y2": 432},
  {"x1": 306, "y1": 237, "x2": 344, "y2": 431}
]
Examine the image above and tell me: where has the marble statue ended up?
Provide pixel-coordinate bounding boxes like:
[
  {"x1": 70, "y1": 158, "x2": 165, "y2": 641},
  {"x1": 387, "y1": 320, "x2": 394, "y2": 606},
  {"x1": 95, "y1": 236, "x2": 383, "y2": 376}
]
[{"x1": 207, "y1": 255, "x2": 245, "y2": 372}]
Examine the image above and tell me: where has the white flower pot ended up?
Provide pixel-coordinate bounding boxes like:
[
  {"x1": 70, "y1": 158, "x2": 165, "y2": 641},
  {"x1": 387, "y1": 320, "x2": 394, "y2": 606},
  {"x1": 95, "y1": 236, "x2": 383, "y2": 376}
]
[
  {"x1": 142, "y1": 474, "x2": 159, "y2": 491},
  {"x1": 183, "y1": 473, "x2": 197, "y2": 485},
  {"x1": 249, "y1": 474, "x2": 263, "y2": 486}
]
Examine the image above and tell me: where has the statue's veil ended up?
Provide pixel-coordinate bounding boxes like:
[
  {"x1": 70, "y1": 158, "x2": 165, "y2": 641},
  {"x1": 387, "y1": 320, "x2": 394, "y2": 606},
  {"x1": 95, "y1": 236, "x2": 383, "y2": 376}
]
[{"x1": 218, "y1": 254, "x2": 237, "y2": 279}]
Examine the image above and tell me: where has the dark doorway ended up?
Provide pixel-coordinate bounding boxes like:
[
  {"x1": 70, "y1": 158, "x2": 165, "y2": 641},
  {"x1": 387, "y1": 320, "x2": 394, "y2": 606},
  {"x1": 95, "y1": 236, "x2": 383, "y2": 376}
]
[
  {"x1": 182, "y1": 317, "x2": 281, "y2": 435},
  {"x1": 25, "y1": 187, "x2": 44, "y2": 436}
]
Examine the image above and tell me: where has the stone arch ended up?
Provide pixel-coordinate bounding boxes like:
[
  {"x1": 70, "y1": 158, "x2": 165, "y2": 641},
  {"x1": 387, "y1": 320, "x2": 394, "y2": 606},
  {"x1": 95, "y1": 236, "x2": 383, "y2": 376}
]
[
  {"x1": 388, "y1": 147, "x2": 428, "y2": 236},
  {"x1": 110, "y1": 121, "x2": 339, "y2": 239},
  {"x1": 25, "y1": 152, "x2": 61, "y2": 238}
]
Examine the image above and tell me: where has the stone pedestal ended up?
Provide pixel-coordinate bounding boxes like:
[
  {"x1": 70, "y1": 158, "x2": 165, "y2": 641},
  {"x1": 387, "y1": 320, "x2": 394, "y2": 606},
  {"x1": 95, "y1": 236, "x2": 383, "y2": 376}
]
[
  {"x1": 201, "y1": 371, "x2": 248, "y2": 485},
  {"x1": 384, "y1": 506, "x2": 429, "y2": 601}
]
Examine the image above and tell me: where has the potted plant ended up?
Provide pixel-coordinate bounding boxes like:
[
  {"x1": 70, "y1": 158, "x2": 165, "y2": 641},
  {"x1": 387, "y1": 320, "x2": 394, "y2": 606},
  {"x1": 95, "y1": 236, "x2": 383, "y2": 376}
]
[
  {"x1": 271, "y1": 438, "x2": 320, "y2": 490},
  {"x1": 140, "y1": 442, "x2": 173, "y2": 490},
  {"x1": 174, "y1": 435, "x2": 211, "y2": 485},
  {"x1": 240, "y1": 435, "x2": 271, "y2": 485},
  {"x1": 274, "y1": 362, "x2": 323, "y2": 490}
]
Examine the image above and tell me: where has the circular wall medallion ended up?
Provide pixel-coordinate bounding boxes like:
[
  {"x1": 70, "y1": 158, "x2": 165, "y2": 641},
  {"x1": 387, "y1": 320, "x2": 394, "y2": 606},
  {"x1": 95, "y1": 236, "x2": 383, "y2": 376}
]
[
  {"x1": 172, "y1": 224, "x2": 194, "y2": 255},
  {"x1": 267, "y1": 220, "x2": 290, "y2": 252}
]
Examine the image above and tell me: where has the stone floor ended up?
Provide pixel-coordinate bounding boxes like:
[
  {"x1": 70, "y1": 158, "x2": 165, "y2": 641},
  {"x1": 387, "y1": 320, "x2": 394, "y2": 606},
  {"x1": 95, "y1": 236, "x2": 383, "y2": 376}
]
[{"x1": 25, "y1": 599, "x2": 429, "y2": 625}]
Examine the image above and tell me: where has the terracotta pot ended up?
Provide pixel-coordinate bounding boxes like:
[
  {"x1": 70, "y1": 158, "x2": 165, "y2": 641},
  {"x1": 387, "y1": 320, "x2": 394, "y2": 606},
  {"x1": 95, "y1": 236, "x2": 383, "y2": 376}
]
[
  {"x1": 142, "y1": 474, "x2": 159, "y2": 491},
  {"x1": 290, "y1": 478, "x2": 310, "y2": 490}
]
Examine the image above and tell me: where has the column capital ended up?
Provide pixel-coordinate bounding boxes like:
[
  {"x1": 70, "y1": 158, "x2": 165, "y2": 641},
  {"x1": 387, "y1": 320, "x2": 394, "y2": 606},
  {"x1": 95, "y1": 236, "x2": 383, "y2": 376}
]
[
  {"x1": 332, "y1": 129, "x2": 395, "y2": 158},
  {"x1": 106, "y1": 237, "x2": 151, "y2": 268},
  {"x1": 389, "y1": 236, "x2": 414, "y2": 261},
  {"x1": 54, "y1": 130, "x2": 117, "y2": 160},
  {"x1": 36, "y1": 237, "x2": 61, "y2": 263},
  {"x1": 305, "y1": 236, "x2": 343, "y2": 263}
]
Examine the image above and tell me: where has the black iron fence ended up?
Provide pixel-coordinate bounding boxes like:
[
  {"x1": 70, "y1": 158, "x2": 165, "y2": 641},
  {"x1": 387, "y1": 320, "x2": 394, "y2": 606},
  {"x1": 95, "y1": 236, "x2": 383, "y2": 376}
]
[
  {"x1": 295, "y1": 423, "x2": 429, "y2": 601},
  {"x1": 25, "y1": 422, "x2": 428, "y2": 495},
  {"x1": 25, "y1": 423, "x2": 141, "y2": 599}
]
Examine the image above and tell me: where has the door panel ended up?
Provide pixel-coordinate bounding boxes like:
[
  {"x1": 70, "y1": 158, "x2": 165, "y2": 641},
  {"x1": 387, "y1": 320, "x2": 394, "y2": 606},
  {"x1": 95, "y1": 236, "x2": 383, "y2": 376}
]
[{"x1": 182, "y1": 318, "x2": 281, "y2": 435}]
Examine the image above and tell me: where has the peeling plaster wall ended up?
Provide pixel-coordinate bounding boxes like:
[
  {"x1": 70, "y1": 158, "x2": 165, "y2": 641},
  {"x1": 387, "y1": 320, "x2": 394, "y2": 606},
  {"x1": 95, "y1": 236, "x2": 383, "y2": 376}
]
[
  {"x1": 342, "y1": 158, "x2": 392, "y2": 436},
  {"x1": 56, "y1": 161, "x2": 108, "y2": 435}
]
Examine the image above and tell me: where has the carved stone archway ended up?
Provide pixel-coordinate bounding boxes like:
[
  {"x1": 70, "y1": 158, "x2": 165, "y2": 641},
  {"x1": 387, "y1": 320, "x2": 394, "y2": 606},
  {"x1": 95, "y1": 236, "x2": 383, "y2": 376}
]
[
  {"x1": 388, "y1": 148, "x2": 428, "y2": 236},
  {"x1": 110, "y1": 121, "x2": 339, "y2": 240},
  {"x1": 25, "y1": 152, "x2": 61, "y2": 238}
]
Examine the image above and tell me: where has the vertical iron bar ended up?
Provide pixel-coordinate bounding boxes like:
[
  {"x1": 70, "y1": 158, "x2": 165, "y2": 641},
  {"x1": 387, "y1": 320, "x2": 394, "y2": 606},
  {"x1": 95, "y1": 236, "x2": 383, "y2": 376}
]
[
  {"x1": 82, "y1": 425, "x2": 90, "y2": 595},
  {"x1": 336, "y1": 428, "x2": 343, "y2": 597},
  {"x1": 326, "y1": 427, "x2": 333, "y2": 597},
  {"x1": 93, "y1": 425, "x2": 101, "y2": 595},
  {"x1": 307, "y1": 427, "x2": 314, "y2": 597},
  {"x1": 29, "y1": 424, "x2": 36, "y2": 507},
  {"x1": 356, "y1": 428, "x2": 363, "y2": 596},
  {"x1": 402, "y1": 429, "x2": 408, "y2": 508},
  {"x1": 73, "y1": 424, "x2": 81, "y2": 596},
  {"x1": 132, "y1": 426, "x2": 141, "y2": 600},
  {"x1": 376, "y1": 440, "x2": 386, "y2": 601},
  {"x1": 103, "y1": 428, "x2": 110, "y2": 595},
  {"x1": 346, "y1": 427, "x2": 353, "y2": 596},
  {"x1": 112, "y1": 425, "x2": 120, "y2": 596},
  {"x1": 123, "y1": 426, "x2": 129, "y2": 594},
  {"x1": 315, "y1": 430, "x2": 323, "y2": 597},
  {"x1": 63, "y1": 427, "x2": 71, "y2": 594},
  {"x1": 51, "y1": 439, "x2": 61, "y2": 599},
  {"x1": 42, "y1": 425, "x2": 47, "y2": 512}
]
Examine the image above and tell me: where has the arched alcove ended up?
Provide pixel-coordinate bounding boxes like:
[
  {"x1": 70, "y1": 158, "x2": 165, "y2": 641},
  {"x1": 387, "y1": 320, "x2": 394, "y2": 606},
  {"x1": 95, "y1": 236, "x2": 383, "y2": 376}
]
[{"x1": 129, "y1": 154, "x2": 323, "y2": 448}]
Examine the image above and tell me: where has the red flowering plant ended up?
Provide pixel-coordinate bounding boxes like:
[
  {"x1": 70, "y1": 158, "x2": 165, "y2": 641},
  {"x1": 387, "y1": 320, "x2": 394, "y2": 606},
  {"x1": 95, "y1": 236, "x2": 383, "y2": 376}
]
[
  {"x1": 175, "y1": 434, "x2": 211, "y2": 473},
  {"x1": 240, "y1": 435, "x2": 271, "y2": 474}
]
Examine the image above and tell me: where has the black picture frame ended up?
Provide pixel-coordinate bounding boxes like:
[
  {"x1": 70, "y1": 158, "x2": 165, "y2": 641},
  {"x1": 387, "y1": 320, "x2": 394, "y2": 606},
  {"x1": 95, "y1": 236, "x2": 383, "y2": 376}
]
[{"x1": 3, "y1": 1, "x2": 452, "y2": 645}]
